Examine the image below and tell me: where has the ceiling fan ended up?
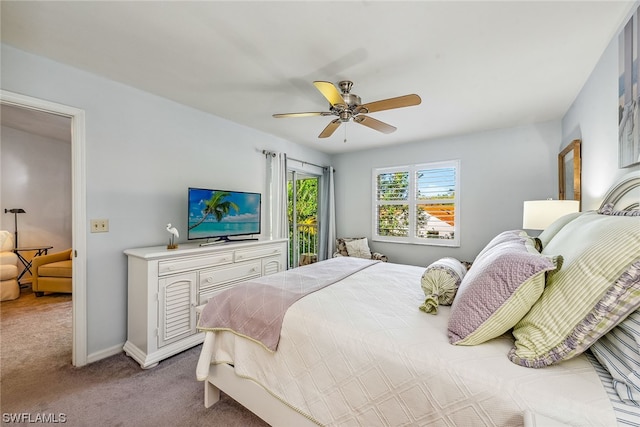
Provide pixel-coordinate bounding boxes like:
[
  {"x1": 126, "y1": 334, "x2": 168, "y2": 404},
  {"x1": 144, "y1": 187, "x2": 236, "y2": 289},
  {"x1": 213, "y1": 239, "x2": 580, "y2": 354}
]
[{"x1": 272, "y1": 80, "x2": 421, "y2": 139}]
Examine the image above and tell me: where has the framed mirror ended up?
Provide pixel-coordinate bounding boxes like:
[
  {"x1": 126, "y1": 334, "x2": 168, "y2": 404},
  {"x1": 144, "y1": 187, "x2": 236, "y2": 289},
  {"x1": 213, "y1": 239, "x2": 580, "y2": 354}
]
[{"x1": 558, "y1": 139, "x2": 581, "y2": 206}]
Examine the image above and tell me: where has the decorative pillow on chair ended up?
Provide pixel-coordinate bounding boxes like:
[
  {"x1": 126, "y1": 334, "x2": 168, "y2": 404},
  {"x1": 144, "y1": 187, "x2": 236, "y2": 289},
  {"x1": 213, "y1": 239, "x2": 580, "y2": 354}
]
[
  {"x1": 448, "y1": 231, "x2": 561, "y2": 346},
  {"x1": 419, "y1": 257, "x2": 467, "y2": 314},
  {"x1": 344, "y1": 237, "x2": 372, "y2": 259},
  {"x1": 509, "y1": 212, "x2": 640, "y2": 368},
  {"x1": 335, "y1": 237, "x2": 364, "y2": 257}
]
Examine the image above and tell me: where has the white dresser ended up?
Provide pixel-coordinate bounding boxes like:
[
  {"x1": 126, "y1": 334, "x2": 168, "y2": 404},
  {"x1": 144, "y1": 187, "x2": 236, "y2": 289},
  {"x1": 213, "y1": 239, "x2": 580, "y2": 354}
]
[{"x1": 123, "y1": 238, "x2": 288, "y2": 368}]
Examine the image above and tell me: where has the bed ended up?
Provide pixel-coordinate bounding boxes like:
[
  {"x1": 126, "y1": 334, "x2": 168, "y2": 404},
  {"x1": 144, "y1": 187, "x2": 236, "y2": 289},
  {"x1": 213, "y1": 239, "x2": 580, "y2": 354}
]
[{"x1": 196, "y1": 172, "x2": 640, "y2": 427}]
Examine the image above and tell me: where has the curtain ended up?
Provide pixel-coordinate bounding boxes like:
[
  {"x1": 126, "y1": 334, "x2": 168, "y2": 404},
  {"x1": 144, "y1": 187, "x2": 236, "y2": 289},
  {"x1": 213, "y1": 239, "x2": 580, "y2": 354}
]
[
  {"x1": 318, "y1": 166, "x2": 336, "y2": 260},
  {"x1": 266, "y1": 152, "x2": 288, "y2": 241}
]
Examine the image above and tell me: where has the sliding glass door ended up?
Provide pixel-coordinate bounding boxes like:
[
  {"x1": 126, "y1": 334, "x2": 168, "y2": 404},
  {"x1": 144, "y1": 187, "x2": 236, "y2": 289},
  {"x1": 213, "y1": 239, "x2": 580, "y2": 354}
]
[{"x1": 287, "y1": 171, "x2": 319, "y2": 268}]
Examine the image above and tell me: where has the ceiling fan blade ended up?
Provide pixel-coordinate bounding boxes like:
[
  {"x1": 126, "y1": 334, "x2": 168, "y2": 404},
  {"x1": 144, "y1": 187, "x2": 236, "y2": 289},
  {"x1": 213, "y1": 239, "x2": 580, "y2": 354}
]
[
  {"x1": 358, "y1": 94, "x2": 421, "y2": 114},
  {"x1": 354, "y1": 115, "x2": 396, "y2": 134},
  {"x1": 273, "y1": 112, "x2": 332, "y2": 118},
  {"x1": 313, "y1": 81, "x2": 346, "y2": 107},
  {"x1": 318, "y1": 119, "x2": 342, "y2": 138}
]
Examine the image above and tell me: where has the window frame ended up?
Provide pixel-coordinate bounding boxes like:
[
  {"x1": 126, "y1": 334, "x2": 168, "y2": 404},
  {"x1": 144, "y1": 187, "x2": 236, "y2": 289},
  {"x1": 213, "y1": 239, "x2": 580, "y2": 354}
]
[{"x1": 372, "y1": 159, "x2": 460, "y2": 247}]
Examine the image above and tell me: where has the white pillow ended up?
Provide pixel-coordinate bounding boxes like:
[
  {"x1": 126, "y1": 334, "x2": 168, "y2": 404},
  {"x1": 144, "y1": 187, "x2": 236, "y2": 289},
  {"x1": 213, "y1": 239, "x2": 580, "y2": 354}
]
[{"x1": 345, "y1": 238, "x2": 372, "y2": 259}]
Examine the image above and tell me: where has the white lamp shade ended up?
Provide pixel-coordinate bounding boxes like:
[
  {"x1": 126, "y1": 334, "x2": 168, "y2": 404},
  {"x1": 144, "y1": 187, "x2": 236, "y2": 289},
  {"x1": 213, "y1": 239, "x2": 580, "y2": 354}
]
[{"x1": 523, "y1": 200, "x2": 580, "y2": 230}]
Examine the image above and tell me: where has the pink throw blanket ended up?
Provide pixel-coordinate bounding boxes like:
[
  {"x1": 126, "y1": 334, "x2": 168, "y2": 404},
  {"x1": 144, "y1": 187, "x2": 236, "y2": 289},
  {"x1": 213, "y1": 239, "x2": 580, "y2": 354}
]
[{"x1": 197, "y1": 257, "x2": 378, "y2": 351}]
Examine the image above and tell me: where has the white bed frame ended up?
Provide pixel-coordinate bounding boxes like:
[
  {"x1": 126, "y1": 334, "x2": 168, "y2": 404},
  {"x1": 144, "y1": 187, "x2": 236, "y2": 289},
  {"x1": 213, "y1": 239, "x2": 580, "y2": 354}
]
[
  {"x1": 197, "y1": 333, "x2": 319, "y2": 426},
  {"x1": 600, "y1": 171, "x2": 640, "y2": 210},
  {"x1": 203, "y1": 363, "x2": 319, "y2": 426},
  {"x1": 197, "y1": 171, "x2": 640, "y2": 427}
]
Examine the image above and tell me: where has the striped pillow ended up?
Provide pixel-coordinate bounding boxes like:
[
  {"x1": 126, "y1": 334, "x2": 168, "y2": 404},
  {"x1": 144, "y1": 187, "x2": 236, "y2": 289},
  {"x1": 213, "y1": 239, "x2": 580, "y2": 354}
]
[
  {"x1": 509, "y1": 212, "x2": 640, "y2": 368},
  {"x1": 598, "y1": 203, "x2": 640, "y2": 216},
  {"x1": 591, "y1": 269, "x2": 640, "y2": 403}
]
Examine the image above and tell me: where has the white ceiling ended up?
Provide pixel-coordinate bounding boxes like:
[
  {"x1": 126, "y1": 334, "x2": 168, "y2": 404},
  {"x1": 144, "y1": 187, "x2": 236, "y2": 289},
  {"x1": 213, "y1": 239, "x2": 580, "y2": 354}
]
[{"x1": 1, "y1": 1, "x2": 635, "y2": 154}]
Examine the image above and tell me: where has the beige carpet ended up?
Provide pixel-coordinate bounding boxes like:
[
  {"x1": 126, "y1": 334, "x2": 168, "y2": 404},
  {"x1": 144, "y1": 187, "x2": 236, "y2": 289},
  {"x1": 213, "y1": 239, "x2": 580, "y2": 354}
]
[{"x1": 0, "y1": 289, "x2": 268, "y2": 427}]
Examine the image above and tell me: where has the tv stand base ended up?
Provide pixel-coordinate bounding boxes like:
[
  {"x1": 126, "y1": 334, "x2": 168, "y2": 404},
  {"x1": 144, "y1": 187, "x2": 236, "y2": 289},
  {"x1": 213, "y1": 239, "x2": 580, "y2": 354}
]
[
  {"x1": 199, "y1": 240, "x2": 225, "y2": 247},
  {"x1": 199, "y1": 237, "x2": 259, "y2": 246}
]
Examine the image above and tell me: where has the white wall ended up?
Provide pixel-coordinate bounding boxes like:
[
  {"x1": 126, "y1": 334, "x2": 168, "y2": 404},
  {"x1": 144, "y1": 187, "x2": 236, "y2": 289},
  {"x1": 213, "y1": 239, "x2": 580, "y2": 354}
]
[
  {"x1": 1, "y1": 44, "x2": 330, "y2": 358},
  {"x1": 331, "y1": 121, "x2": 560, "y2": 267},
  {"x1": 1, "y1": 126, "x2": 72, "y2": 253},
  {"x1": 331, "y1": 5, "x2": 640, "y2": 268},
  {"x1": 562, "y1": 15, "x2": 640, "y2": 208}
]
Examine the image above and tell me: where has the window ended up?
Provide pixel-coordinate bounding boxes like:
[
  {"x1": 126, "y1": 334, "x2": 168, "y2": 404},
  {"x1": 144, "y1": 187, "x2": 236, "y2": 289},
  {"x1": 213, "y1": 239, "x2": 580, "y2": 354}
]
[{"x1": 373, "y1": 160, "x2": 460, "y2": 246}]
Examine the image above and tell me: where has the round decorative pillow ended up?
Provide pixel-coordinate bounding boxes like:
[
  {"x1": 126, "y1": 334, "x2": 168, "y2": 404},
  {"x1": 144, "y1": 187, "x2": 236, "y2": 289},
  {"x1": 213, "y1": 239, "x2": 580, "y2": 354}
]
[{"x1": 419, "y1": 257, "x2": 468, "y2": 314}]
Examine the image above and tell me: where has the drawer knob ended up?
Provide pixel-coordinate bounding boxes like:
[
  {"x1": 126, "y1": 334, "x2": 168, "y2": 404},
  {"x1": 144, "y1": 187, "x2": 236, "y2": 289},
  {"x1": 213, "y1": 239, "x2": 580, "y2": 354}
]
[{"x1": 207, "y1": 277, "x2": 213, "y2": 283}]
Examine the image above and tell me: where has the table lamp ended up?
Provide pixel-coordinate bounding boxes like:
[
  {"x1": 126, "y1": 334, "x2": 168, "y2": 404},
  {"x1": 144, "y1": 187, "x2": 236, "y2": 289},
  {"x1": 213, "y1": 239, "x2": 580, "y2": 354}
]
[{"x1": 523, "y1": 200, "x2": 579, "y2": 231}]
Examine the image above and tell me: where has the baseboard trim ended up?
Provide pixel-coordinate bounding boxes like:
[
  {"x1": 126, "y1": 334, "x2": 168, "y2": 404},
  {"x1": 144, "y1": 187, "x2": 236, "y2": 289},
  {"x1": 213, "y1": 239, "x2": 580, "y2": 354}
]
[{"x1": 86, "y1": 343, "x2": 124, "y2": 364}]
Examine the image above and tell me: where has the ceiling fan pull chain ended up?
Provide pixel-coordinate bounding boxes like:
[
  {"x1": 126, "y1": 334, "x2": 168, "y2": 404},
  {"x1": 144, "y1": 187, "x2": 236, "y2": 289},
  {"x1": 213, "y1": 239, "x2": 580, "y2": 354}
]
[{"x1": 344, "y1": 123, "x2": 347, "y2": 143}]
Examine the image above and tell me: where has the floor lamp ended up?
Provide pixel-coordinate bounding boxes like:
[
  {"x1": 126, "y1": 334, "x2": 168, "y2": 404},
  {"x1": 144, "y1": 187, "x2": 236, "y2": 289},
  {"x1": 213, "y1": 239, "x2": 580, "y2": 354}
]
[{"x1": 4, "y1": 208, "x2": 26, "y2": 248}]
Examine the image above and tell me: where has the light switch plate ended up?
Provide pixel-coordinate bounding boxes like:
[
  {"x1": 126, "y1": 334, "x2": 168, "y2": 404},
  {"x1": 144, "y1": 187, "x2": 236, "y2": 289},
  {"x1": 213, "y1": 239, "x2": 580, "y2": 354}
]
[{"x1": 91, "y1": 219, "x2": 109, "y2": 233}]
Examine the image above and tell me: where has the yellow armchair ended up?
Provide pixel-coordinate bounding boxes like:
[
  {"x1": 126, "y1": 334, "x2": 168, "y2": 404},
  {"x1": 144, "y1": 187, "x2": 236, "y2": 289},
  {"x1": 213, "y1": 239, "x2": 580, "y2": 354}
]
[{"x1": 32, "y1": 248, "x2": 72, "y2": 297}]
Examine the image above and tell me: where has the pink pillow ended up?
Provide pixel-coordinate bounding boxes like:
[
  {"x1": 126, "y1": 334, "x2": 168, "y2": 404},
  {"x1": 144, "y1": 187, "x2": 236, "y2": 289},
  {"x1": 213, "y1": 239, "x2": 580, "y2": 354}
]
[{"x1": 448, "y1": 231, "x2": 560, "y2": 346}]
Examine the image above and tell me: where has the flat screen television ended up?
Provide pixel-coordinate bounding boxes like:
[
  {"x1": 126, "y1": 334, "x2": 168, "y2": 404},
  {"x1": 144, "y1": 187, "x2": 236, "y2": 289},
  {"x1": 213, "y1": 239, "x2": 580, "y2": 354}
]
[{"x1": 187, "y1": 187, "x2": 261, "y2": 242}]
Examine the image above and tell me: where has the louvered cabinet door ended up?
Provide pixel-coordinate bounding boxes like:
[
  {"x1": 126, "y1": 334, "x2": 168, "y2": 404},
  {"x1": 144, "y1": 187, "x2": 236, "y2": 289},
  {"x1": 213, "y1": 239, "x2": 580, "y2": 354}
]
[
  {"x1": 158, "y1": 272, "x2": 197, "y2": 347},
  {"x1": 263, "y1": 256, "x2": 285, "y2": 275}
]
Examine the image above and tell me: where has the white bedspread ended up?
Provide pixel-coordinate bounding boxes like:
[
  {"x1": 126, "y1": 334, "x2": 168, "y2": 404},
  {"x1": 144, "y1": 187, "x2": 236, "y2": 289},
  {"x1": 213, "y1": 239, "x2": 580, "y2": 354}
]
[{"x1": 198, "y1": 261, "x2": 617, "y2": 426}]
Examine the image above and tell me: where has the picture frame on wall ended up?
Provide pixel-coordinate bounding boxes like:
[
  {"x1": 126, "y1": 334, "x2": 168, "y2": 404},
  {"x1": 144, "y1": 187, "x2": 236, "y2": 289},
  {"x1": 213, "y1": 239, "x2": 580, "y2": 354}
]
[
  {"x1": 559, "y1": 139, "x2": 581, "y2": 208},
  {"x1": 619, "y1": 5, "x2": 640, "y2": 168}
]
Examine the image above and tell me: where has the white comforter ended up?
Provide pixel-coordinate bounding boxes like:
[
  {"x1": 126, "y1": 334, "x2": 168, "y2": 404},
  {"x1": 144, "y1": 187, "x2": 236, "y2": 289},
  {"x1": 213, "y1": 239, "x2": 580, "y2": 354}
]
[{"x1": 197, "y1": 261, "x2": 616, "y2": 426}]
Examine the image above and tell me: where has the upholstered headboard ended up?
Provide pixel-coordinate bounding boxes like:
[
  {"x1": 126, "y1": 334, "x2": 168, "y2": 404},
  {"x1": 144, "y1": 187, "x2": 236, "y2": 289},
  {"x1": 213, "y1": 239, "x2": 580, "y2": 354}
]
[{"x1": 600, "y1": 171, "x2": 640, "y2": 211}]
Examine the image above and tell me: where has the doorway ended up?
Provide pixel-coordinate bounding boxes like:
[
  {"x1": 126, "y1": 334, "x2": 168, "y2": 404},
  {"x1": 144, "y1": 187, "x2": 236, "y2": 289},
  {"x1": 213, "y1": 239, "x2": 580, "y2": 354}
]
[
  {"x1": 287, "y1": 171, "x2": 320, "y2": 268},
  {"x1": 0, "y1": 90, "x2": 87, "y2": 367}
]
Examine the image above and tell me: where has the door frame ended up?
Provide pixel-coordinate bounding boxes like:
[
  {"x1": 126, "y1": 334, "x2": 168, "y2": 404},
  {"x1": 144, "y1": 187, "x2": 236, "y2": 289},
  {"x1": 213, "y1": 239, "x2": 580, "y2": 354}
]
[{"x1": 1, "y1": 89, "x2": 87, "y2": 367}]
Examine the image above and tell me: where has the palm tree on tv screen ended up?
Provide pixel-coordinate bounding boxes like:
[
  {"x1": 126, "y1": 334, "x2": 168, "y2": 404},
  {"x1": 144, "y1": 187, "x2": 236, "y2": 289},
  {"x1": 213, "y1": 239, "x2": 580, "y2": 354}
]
[{"x1": 188, "y1": 191, "x2": 239, "y2": 230}]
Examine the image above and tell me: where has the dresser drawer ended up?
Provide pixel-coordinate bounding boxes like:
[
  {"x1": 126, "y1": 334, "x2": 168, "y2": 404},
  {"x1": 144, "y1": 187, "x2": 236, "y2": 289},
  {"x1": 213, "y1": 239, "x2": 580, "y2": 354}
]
[
  {"x1": 198, "y1": 282, "x2": 238, "y2": 306},
  {"x1": 158, "y1": 252, "x2": 233, "y2": 276},
  {"x1": 199, "y1": 261, "x2": 261, "y2": 290},
  {"x1": 235, "y1": 244, "x2": 284, "y2": 262}
]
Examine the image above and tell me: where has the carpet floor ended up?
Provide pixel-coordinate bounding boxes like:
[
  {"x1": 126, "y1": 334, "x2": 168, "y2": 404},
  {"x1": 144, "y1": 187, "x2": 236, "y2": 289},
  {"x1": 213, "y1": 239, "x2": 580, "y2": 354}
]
[{"x1": 0, "y1": 289, "x2": 268, "y2": 427}]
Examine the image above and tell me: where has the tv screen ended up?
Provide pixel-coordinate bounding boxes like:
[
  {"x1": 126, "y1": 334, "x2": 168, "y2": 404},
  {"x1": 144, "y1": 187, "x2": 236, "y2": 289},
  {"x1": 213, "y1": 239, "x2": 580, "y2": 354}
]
[{"x1": 187, "y1": 188, "x2": 261, "y2": 241}]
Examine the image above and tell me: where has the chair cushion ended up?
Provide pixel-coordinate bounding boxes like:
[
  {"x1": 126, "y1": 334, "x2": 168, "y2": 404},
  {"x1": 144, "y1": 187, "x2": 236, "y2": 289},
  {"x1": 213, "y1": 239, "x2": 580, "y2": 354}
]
[
  {"x1": 0, "y1": 230, "x2": 14, "y2": 252},
  {"x1": 38, "y1": 260, "x2": 72, "y2": 278},
  {"x1": 0, "y1": 264, "x2": 18, "y2": 280},
  {"x1": 0, "y1": 251, "x2": 18, "y2": 266}
]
